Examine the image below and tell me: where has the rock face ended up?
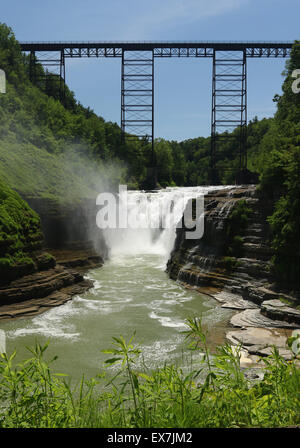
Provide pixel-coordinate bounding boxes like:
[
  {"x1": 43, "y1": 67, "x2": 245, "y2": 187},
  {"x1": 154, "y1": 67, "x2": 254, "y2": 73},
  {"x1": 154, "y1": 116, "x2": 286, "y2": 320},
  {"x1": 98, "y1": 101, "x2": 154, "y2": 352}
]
[
  {"x1": 24, "y1": 196, "x2": 108, "y2": 259},
  {"x1": 167, "y1": 186, "x2": 272, "y2": 293},
  {"x1": 0, "y1": 245, "x2": 104, "y2": 320},
  {"x1": 47, "y1": 245, "x2": 104, "y2": 269},
  {"x1": 0, "y1": 265, "x2": 94, "y2": 320},
  {"x1": 261, "y1": 299, "x2": 300, "y2": 325},
  {"x1": 166, "y1": 186, "x2": 300, "y2": 362},
  {"x1": 0, "y1": 191, "x2": 106, "y2": 318}
]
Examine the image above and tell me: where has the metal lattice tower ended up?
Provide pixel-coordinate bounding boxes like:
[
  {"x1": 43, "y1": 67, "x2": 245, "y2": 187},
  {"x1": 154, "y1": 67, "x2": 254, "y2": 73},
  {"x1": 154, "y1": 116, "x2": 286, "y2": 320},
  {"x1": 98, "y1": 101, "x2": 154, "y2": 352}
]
[
  {"x1": 211, "y1": 50, "x2": 247, "y2": 182},
  {"x1": 121, "y1": 50, "x2": 154, "y2": 164},
  {"x1": 29, "y1": 50, "x2": 66, "y2": 102}
]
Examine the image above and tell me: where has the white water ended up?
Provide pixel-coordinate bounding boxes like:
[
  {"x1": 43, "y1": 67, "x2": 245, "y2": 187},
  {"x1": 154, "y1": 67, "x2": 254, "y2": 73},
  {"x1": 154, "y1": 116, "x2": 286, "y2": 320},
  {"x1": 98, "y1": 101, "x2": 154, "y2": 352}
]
[
  {"x1": 2, "y1": 186, "x2": 235, "y2": 380},
  {"x1": 103, "y1": 185, "x2": 233, "y2": 261}
]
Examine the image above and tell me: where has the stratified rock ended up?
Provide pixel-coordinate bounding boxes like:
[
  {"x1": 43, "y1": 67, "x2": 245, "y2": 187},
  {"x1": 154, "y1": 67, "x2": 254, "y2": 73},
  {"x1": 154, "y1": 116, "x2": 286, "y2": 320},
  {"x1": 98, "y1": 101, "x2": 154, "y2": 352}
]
[
  {"x1": 227, "y1": 327, "x2": 289, "y2": 348},
  {"x1": 261, "y1": 299, "x2": 300, "y2": 325},
  {"x1": 167, "y1": 185, "x2": 300, "y2": 359},
  {"x1": 47, "y1": 246, "x2": 104, "y2": 269},
  {"x1": 167, "y1": 186, "x2": 273, "y2": 294},
  {"x1": 230, "y1": 308, "x2": 299, "y2": 329},
  {"x1": 0, "y1": 265, "x2": 93, "y2": 320},
  {"x1": 227, "y1": 327, "x2": 298, "y2": 362},
  {"x1": 214, "y1": 290, "x2": 259, "y2": 310}
]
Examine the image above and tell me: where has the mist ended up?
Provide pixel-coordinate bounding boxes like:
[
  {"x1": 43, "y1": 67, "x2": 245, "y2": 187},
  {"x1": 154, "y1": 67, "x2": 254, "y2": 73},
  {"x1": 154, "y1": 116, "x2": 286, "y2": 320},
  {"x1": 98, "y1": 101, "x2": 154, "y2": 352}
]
[{"x1": 53, "y1": 145, "x2": 128, "y2": 258}]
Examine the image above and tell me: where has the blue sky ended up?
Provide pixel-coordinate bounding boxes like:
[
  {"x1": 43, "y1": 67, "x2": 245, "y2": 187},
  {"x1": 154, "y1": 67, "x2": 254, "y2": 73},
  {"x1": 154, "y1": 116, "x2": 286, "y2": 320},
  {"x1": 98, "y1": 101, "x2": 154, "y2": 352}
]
[{"x1": 1, "y1": 0, "x2": 299, "y2": 140}]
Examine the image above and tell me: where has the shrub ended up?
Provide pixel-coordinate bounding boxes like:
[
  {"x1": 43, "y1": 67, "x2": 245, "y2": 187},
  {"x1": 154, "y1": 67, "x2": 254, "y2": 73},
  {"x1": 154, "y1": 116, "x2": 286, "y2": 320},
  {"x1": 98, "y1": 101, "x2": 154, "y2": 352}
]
[
  {"x1": 221, "y1": 256, "x2": 238, "y2": 271},
  {"x1": 226, "y1": 200, "x2": 252, "y2": 257}
]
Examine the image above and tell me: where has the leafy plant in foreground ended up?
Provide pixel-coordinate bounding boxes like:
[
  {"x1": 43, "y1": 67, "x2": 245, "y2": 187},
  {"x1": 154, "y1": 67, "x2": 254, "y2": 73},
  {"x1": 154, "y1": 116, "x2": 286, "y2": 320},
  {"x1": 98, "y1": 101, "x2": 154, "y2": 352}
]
[{"x1": 0, "y1": 320, "x2": 299, "y2": 428}]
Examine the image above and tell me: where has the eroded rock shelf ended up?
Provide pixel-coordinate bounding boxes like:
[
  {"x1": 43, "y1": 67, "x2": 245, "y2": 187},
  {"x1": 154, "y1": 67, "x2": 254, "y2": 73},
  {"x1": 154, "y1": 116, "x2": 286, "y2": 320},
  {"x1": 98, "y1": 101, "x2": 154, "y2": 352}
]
[
  {"x1": 0, "y1": 247, "x2": 103, "y2": 320},
  {"x1": 166, "y1": 186, "x2": 300, "y2": 363}
]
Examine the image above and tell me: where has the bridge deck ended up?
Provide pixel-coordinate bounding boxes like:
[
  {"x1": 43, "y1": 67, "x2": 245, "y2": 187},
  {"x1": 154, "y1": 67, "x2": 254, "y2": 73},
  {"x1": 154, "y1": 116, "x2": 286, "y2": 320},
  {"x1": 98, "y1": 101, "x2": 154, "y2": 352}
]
[{"x1": 20, "y1": 41, "x2": 293, "y2": 57}]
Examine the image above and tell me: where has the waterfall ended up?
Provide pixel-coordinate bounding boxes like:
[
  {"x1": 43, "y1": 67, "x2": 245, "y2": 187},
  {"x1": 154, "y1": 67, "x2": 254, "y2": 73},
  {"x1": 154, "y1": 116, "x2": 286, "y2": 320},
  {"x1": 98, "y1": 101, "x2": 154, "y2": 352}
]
[{"x1": 101, "y1": 186, "x2": 233, "y2": 261}]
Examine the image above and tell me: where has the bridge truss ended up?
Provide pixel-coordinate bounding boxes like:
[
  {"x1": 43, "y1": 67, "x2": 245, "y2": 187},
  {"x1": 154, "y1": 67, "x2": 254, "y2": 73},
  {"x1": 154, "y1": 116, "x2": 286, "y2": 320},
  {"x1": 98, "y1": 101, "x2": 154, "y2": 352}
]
[{"x1": 21, "y1": 41, "x2": 293, "y2": 183}]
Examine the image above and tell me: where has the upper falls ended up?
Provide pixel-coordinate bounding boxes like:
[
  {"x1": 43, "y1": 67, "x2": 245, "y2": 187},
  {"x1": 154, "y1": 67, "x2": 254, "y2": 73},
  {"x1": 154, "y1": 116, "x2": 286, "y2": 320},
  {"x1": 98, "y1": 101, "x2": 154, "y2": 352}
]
[{"x1": 101, "y1": 186, "x2": 234, "y2": 261}]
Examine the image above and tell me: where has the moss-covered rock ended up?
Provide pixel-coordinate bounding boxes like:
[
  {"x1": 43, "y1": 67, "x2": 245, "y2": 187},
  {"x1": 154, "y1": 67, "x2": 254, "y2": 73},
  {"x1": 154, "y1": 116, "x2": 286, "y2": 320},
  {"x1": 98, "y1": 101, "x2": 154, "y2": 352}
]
[
  {"x1": 226, "y1": 199, "x2": 252, "y2": 257},
  {"x1": 0, "y1": 179, "x2": 44, "y2": 282}
]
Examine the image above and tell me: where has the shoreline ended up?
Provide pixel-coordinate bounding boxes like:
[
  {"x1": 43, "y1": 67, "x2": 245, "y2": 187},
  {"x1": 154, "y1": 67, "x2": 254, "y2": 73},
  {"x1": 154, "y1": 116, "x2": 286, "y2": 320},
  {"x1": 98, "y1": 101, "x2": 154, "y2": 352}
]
[
  {"x1": 0, "y1": 247, "x2": 103, "y2": 321},
  {"x1": 179, "y1": 280, "x2": 300, "y2": 366},
  {"x1": 0, "y1": 235, "x2": 299, "y2": 365}
]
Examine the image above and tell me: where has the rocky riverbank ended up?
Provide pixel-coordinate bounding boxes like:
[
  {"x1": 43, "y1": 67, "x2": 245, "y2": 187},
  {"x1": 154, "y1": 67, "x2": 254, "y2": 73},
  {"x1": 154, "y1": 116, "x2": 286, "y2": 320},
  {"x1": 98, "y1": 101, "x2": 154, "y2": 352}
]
[
  {"x1": 0, "y1": 244, "x2": 104, "y2": 320},
  {"x1": 167, "y1": 186, "x2": 300, "y2": 364},
  {"x1": 0, "y1": 184, "x2": 107, "y2": 321}
]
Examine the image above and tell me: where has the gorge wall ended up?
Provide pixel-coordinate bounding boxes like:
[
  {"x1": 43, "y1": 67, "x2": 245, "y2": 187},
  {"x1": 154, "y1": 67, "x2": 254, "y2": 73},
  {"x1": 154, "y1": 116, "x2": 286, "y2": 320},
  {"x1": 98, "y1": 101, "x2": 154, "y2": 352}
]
[
  {"x1": 167, "y1": 186, "x2": 273, "y2": 296},
  {"x1": 24, "y1": 196, "x2": 108, "y2": 262},
  {"x1": 0, "y1": 186, "x2": 107, "y2": 318},
  {"x1": 167, "y1": 186, "x2": 300, "y2": 361}
]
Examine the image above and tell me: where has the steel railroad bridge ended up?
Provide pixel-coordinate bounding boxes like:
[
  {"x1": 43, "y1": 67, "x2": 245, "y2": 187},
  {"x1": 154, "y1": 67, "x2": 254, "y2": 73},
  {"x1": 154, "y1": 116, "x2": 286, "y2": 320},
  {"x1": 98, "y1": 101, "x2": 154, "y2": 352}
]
[{"x1": 20, "y1": 41, "x2": 293, "y2": 184}]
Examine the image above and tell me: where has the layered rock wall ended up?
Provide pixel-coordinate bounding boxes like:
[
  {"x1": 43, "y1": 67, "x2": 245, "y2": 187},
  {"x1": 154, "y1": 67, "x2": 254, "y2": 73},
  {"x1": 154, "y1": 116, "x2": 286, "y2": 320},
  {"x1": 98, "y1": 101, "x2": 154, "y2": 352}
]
[
  {"x1": 167, "y1": 186, "x2": 300, "y2": 361},
  {"x1": 24, "y1": 196, "x2": 108, "y2": 258}
]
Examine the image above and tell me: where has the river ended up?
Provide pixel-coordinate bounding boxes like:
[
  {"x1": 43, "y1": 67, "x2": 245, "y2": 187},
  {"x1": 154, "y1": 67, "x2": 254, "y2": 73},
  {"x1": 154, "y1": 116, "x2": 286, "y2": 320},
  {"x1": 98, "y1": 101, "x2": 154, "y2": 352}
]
[{"x1": 1, "y1": 186, "x2": 234, "y2": 380}]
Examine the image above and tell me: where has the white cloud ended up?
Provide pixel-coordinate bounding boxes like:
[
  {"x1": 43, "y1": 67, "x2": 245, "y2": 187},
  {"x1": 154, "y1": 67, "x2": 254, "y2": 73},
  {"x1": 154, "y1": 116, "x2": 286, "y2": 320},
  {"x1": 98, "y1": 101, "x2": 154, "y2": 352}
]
[{"x1": 121, "y1": 0, "x2": 249, "y2": 38}]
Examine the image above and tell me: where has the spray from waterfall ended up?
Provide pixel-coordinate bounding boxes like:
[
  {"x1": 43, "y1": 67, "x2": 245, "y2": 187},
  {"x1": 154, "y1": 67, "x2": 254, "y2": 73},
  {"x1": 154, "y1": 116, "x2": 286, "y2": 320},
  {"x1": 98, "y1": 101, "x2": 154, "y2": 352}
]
[{"x1": 99, "y1": 186, "x2": 232, "y2": 263}]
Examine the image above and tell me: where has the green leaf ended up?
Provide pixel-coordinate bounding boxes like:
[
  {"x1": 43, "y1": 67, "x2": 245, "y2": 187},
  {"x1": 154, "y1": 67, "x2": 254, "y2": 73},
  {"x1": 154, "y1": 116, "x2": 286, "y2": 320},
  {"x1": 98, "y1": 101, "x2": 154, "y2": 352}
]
[{"x1": 104, "y1": 357, "x2": 122, "y2": 365}]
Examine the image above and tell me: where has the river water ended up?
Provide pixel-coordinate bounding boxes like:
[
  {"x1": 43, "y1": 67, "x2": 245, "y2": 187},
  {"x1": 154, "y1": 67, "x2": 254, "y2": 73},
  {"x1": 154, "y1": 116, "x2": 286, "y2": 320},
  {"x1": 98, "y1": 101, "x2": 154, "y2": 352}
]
[{"x1": 1, "y1": 186, "x2": 234, "y2": 380}]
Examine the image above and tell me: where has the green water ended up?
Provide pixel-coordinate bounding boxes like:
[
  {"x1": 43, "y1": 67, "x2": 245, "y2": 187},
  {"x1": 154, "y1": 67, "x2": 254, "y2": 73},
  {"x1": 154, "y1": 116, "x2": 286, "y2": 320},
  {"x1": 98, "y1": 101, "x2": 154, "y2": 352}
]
[{"x1": 1, "y1": 254, "x2": 233, "y2": 381}]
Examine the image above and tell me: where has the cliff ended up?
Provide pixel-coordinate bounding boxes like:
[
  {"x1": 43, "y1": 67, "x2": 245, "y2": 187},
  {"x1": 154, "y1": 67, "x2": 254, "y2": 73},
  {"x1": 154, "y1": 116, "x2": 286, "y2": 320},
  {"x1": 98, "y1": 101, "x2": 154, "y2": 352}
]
[
  {"x1": 24, "y1": 195, "x2": 108, "y2": 257},
  {"x1": 0, "y1": 181, "x2": 104, "y2": 319},
  {"x1": 167, "y1": 186, "x2": 300, "y2": 362}
]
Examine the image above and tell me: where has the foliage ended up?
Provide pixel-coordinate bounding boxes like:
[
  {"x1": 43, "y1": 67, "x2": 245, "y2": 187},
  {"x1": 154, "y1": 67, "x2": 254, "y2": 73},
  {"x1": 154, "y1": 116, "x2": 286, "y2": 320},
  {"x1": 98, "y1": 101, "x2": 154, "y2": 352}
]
[
  {"x1": 0, "y1": 23, "x2": 137, "y2": 197},
  {"x1": 225, "y1": 200, "x2": 252, "y2": 257},
  {"x1": 0, "y1": 320, "x2": 299, "y2": 428},
  {"x1": 0, "y1": 178, "x2": 43, "y2": 282},
  {"x1": 0, "y1": 22, "x2": 281, "y2": 192},
  {"x1": 259, "y1": 41, "x2": 300, "y2": 286}
]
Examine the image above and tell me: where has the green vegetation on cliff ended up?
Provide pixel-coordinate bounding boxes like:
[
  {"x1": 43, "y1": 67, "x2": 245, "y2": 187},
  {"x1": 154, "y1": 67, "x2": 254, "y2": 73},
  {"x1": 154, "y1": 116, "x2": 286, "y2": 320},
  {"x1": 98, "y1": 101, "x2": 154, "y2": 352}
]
[
  {"x1": 0, "y1": 23, "x2": 128, "y2": 201},
  {"x1": 0, "y1": 22, "x2": 280, "y2": 192},
  {"x1": 0, "y1": 178, "x2": 43, "y2": 281},
  {"x1": 259, "y1": 42, "x2": 300, "y2": 287}
]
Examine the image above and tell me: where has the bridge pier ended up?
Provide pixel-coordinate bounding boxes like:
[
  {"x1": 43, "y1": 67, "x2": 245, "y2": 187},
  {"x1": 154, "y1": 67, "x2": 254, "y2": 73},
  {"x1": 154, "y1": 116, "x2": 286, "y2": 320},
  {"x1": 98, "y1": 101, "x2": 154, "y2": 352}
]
[
  {"x1": 29, "y1": 50, "x2": 66, "y2": 103},
  {"x1": 59, "y1": 51, "x2": 66, "y2": 103},
  {"x1": 121, "y1": 49, "x2": 157, "y2": 187},
  {"x1": 29, "y1": 51, "x2": 36, "y2": 85},
  {"x1": 211, "y1": 49, "x2": 247, "y2": 184}
]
